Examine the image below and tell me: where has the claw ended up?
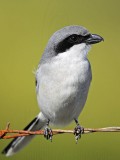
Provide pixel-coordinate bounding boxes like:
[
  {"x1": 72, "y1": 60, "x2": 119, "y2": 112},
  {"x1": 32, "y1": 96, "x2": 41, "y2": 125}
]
[
  {"x1": 74, "y1": 119, "x2": 84, "y2": 143},
  {"x1": 74, "y1": 125, "x2": 84, "y2": 143},
  {"x1": 44, "y1": 120, "x2": 53, "y2": 141}
]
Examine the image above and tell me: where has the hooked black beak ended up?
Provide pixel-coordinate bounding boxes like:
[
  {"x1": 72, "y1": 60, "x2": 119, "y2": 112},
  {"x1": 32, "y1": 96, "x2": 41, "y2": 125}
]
[{"x1": 85, "y1": 34, "x2": 104, "y2": 44}]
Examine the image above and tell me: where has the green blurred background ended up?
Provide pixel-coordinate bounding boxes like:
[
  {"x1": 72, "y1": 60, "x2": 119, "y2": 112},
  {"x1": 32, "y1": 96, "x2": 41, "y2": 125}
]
[{"x1": 0, "y1": 0, "x2": 120, "y2": 159}]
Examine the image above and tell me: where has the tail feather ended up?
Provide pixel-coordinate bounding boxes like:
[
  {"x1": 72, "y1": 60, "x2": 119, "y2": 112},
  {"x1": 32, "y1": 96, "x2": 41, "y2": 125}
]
[{"x1": 2, "y1": 112, "x2": 47, "y2": 156}]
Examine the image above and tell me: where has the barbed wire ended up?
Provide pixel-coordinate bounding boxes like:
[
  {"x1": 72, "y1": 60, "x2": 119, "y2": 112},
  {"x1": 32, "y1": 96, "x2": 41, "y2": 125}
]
[{"x1": 0, "y1": 123, "x2": 120, "y2": 139}]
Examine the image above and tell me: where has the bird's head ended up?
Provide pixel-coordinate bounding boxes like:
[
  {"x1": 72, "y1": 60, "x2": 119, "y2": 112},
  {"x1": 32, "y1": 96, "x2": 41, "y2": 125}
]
[{"x1": 41, "y1": 25, "x2": 104, "y2": 63}]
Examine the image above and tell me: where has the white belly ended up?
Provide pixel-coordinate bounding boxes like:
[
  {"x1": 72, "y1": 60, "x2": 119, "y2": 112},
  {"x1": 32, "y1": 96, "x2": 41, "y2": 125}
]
[{"x1": 36, "y1": 44, "x2": 92, "y2": 126}]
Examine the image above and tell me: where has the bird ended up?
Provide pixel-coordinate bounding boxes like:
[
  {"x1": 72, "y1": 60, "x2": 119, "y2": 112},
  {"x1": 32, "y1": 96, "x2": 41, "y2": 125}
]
[{"x1": 2, "y1": 25, "x2": 103, "y2": 156}]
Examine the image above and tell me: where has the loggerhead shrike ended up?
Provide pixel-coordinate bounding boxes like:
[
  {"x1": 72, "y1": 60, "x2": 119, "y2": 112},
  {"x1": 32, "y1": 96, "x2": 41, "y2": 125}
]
[{"x1": 2, "y1": 25, "x2": 103, "y2": 156}]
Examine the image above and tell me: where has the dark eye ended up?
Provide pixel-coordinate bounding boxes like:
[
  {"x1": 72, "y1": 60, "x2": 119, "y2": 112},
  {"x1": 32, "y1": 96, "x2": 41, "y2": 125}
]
[{"x1": 68, "y1": 34, "x2": 79, "y2": 43}]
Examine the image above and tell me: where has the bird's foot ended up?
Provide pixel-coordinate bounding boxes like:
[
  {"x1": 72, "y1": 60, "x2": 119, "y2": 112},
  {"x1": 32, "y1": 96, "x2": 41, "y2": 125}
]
[
  {"x1": 44, "y1": 120, "x2": 53, "y2": 142},
  {"x1": 74, "y1": 119, "x2": 84, "y2": 143}
]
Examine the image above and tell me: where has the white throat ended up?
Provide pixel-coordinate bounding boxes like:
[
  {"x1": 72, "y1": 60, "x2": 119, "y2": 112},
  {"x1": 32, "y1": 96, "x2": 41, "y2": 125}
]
[
  {"x1": 54, "y1": 43, "x2": 91, "y2": 62},
  {"x1": 67, "y1": 43, "x2": 91, "y2": 59}
]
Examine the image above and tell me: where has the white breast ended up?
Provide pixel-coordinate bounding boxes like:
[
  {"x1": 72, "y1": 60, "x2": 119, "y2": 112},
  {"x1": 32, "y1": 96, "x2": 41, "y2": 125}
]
[{"x1": 36, "y1": 43, "x2": 92, "y2": 126}]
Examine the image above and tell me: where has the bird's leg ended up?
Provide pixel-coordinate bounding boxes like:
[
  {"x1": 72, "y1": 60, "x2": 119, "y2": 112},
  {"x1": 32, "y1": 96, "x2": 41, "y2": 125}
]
[
  {"x1": 74, "y1": 119, "x2": 84, "y2": 143},
  {"x1": 44, "y1": 119, "x2": 53, "y2": 142}
]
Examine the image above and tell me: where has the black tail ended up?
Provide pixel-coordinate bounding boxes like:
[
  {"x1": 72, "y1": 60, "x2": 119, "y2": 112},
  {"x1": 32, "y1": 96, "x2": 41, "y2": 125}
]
[{"x1": 2, "y1": 112, "x2": 46, "y2": 156}]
